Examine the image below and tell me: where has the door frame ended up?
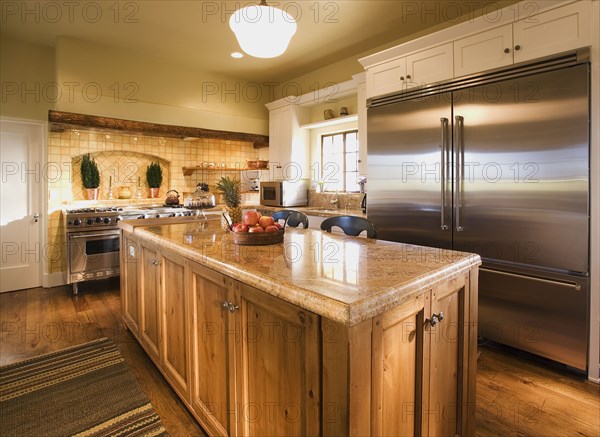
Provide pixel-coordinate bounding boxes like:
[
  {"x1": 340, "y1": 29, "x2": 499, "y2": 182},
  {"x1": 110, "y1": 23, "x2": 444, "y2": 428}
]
[{"x1": 0, "y1": 117, "x2": 47, "y2": 291}]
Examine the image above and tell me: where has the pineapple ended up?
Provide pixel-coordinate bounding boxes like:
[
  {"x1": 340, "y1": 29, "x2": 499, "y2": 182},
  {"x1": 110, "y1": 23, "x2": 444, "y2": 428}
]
[{"x1": 216, "y1": 176, "x2": 242, "y2": 230}]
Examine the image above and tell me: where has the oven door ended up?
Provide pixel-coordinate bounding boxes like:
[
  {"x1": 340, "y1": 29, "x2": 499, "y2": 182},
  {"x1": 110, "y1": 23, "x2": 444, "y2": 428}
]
[{"x1": 67, "y1": 230, "x2": 121, "y2": 283}]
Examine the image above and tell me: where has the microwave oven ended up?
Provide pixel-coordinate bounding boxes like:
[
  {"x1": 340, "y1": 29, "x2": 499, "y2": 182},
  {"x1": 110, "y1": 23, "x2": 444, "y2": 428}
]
[{"x1": 260, "y1": 180, "x2": 308, "y2": 207}]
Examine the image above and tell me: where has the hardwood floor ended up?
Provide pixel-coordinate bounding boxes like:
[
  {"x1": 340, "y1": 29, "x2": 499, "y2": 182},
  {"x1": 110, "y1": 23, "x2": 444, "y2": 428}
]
[
  {"x1": 1, "y1": 282, "x2": 598, "y2": 437},
  {"x1": 0, "y1": 280, "x2": 207, "y2": 437}
]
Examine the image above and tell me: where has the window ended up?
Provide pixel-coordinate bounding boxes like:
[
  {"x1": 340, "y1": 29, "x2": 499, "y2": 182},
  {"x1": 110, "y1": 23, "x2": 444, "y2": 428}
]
[{"x1": 320, "y1": 130, "x2": 359, "y2": 192}]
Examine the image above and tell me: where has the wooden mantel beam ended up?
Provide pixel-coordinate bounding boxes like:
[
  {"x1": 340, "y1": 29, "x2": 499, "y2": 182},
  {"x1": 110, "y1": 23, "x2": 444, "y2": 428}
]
[{"x1": 48, "y1": 110, "x2": 269, "y2": 149}]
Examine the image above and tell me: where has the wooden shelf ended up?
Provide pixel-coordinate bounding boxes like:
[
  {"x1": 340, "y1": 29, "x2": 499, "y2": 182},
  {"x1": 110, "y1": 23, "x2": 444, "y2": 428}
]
[
  {"x1": 300, "y1": 114, "x2": 358, "y2": 130},
  {"x1": 182, "y1": 166, "x2": 269, "y2": 176}
]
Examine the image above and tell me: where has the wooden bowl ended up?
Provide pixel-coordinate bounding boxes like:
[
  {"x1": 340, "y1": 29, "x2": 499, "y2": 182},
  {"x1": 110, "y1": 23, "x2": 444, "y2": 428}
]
[
  {"x1": 246, "y1": 160, "x2": 269, "y2": 169},
  {"x1": 232, "y1": 229, "x2": 284, "y2": 245}
]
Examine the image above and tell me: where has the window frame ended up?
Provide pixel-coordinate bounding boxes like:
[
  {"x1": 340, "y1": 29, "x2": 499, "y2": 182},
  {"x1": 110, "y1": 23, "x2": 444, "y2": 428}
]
[{"x1": 320, "y1": 129, "x2": 360, "y2": 193}]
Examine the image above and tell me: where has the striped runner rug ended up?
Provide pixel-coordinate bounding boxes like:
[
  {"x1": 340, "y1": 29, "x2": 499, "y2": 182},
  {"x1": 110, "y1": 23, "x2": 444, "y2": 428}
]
[{"x1": 0, "y1": 338, "x2": 168, "y2": 437}]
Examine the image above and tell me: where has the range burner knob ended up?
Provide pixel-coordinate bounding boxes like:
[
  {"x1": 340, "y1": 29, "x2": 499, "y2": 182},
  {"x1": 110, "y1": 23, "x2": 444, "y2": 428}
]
[
  {"x1": 115, "y1": 217, "x2": 121, "y2": 223},
  {"x1": 73, "y1": 219, "x2": 82, "y2": 226},
  {"x1": 95, "y1": 217, "x2": 103, "y2": 223},
  {"x1": 169, "y1": 213, "x2": 176, "y2": 217},
  {"x1": 155, "y1": 214, "x2": 161, "y2": 218},
  {"x1": 137, "y1": 215, "x2": 145, "y2": 220},
  {"x1": 86, "y1": 218, "x2": 94, "y2": 225},
  {"x1": 103, "y1": 217, "x2": 111, "y2": 224}
]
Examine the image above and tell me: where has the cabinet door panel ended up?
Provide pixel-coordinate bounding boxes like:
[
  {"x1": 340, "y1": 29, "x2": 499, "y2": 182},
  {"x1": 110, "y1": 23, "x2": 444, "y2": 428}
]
[
  {"x1": 372, "y1": 295, "x2": 425, "y2": 437},
  {"x1": 454, "y1": 24, "x2": 513, "y2": 77},
  {"x1": 513, "y1": 1, "x2": 591, "y2": 64},
  {"x1": 140, "y1": 245, "x2": 160, "y2": 362},
  {"x1": 162, "y1": 255, "x2": 189, "y2": 399},
  {"x1": 121, "y1": 236, "x2": 140, "y2": 334},
  {"x1": 191, "y1": 264, "x2": 234, "y2": 436},
  {"x1": 235, "y1": 283, "x2": 320, "y2": 437},
  {"x1": 427, "y1": 275, "x2": 468, "y2": 437},
  {"x1": 407, "y1": 43, "x2": 453, "y2": 87},
  {"x1": 366, "y1": 57, "x2": 406, "y2": 99}
]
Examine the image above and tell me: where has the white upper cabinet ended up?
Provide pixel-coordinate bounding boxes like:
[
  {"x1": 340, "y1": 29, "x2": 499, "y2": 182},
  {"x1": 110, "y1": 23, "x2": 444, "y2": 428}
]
[
  {"x1": 513, "y1": 1, "x2": 591, "y2": 64},
  {"x1": 366, "y1": 44, "x2": 453, "y2": 99},
  {"x1": 362, "y1": 1, "x2": 593, "y2": 99},
  {"x1": 267, "y1": 104, "x2": 309, "y2": 181},
  {"x1": 454, "y1": 24, "x2": 514, "y2": 77}
]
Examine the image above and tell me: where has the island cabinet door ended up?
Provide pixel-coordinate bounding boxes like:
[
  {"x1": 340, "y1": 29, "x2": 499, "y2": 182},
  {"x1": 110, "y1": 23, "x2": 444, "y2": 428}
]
[
  {"x1": 120, "y1": 234, "x2": 140, "y2": 335},
  {"x1": 371, "y1": 294, "x2": 426, "y2": 437},
  {"x1": 139, "y1": 243, "x2": 161, "y2": 364},
  {"x1": 190, "y1": 263, "x2": 237, "y2": 437},
  {"x1": 160, "y1": 251, "x2": 191, "y2": 402},
  {"x1": 232, "y1": 282, "x2": 321, "y2": 437},
  {"x1": 423, "y1": 273, "x2": 472, "y2": 437}
]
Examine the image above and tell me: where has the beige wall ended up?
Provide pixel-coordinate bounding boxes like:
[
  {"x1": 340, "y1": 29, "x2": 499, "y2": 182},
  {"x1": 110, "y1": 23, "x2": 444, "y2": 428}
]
[
  {"x1": 53, "y1": 37, "x2": 269, "y2": 134},
  {"x1": 1, "y1": 36, "x2": 269, "y2": 134},
  {"x1": 0, "y1": 36, "x2": 55, "y2": 120}
]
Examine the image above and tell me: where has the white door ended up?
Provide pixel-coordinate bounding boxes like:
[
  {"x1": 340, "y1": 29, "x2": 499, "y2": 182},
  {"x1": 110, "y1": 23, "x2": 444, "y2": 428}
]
[{"x1": 0, "y1": 119, "x2": 44, "y2": 292}]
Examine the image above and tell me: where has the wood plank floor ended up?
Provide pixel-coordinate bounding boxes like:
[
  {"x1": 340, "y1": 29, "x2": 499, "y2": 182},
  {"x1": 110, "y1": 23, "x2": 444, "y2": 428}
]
[{"x1": 1, "y1": 281, "x2": 598, "y2": 436}]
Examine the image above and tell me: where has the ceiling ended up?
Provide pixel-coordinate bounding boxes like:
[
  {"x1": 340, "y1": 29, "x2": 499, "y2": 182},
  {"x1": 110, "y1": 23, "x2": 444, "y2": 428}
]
[{"x1": 0, "y1": 0, "x2": 517, "y2": 82}]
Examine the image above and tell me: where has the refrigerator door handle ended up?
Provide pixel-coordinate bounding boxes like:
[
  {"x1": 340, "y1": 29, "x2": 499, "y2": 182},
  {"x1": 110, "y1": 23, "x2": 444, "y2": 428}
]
[
  {"x1": 479, "y1": 268, "x2": 583, "y2": 291},
  {"x1": 440, "y1": 117, "x2": 449, "y2": 230},
  {"x1": 455, "y1": 115, "x2": 464, "y2": 232}
]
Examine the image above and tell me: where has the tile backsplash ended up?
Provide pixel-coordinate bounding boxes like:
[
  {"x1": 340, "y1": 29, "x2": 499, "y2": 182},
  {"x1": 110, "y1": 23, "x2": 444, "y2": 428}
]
[{"x1": 47, "y1": 128, "x2": 262, "y2": 274}]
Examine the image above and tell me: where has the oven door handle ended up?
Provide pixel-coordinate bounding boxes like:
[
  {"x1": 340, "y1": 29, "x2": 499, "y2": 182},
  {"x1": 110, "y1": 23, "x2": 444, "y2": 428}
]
[{"x1": 69, "y1": 233, "x2": 120, "y2": 239}]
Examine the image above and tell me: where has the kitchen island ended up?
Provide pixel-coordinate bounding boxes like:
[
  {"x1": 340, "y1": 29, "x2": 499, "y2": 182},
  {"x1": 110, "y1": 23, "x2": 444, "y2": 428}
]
[{"x1": 119, "y1": 218, "x2": 481, "y2": 437}]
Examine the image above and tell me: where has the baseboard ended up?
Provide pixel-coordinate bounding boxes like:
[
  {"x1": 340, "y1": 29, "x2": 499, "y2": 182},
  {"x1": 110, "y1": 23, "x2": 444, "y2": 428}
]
[
  {"x1": 43, "y1": 272, "x2": 67, "y2": 288},
  {"x1": 588, "y1": 364, "x2": 600, "y2": 384}
]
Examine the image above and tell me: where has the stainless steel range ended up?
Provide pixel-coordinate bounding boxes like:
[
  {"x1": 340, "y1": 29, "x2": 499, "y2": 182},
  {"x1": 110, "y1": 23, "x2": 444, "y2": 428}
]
[{"x1": 65, "y1": 206, "x2": 196, "y2": 294}]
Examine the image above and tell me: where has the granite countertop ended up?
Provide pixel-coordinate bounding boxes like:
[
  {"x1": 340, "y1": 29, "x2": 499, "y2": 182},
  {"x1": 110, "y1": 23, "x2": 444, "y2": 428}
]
[
  {"x1": 246, "y1": 204, "x2": 367, "y2": 218},
  {"x1": 120, "y1": 219, "x2": 480, "y2": 326}
]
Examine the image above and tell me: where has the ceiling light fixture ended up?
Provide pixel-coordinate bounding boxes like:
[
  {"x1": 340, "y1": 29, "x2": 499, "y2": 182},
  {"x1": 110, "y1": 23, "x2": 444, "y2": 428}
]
[{"x1": 229, "y1": 0, "x2": 297, "y2": 58}]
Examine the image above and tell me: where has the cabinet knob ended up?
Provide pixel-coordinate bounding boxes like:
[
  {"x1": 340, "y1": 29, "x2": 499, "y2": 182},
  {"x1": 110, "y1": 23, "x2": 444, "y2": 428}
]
[
  {"x1": 514, "y1": 44, "x2": 521, "y2": 51},
  {"x1": 427, "y1": 312, "x2": 444, "y2": 327},
  {"x1": 151, "y1": 259, "x2": 161, "y2": 266},
  {"x1": 400, "y1": 76, "x2": 405, "y2": 81},
  {"x1": 504, "y1": 48, "x2": 510, "y2": 54},
  {"x1": 406, "y1": 74, "x2": 411, "y2": 80}
]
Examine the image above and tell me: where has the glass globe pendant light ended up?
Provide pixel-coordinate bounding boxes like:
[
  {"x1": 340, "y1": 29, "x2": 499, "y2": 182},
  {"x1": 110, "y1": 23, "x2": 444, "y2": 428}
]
[{"x1": 229, "y1": 0, "x2": 297, "y2": 58}]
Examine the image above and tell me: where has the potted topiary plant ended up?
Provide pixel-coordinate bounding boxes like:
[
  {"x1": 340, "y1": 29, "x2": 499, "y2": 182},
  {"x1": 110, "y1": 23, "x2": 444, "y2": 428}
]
[
  {"x1": 80, "y1": 153, "x2": 100, "y2": 200},
  {"x1": 146, "y1": 162, "x2": 163, "y2": 198}
]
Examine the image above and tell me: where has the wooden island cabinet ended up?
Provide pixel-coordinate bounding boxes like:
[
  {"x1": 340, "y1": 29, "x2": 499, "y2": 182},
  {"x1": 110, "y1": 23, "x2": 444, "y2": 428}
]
[{"x1": 120, "y1": 219, "x2": 480, "y2": 436}]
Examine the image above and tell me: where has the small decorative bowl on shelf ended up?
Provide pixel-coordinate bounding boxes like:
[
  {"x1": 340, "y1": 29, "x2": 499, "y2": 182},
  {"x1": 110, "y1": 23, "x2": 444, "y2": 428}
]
[
  {"x1": 246, "y1": 160, "x2": 269, "y2": 169},
  {"x1": 231, "y1": 228, "x2": 284, "y2": 245}
]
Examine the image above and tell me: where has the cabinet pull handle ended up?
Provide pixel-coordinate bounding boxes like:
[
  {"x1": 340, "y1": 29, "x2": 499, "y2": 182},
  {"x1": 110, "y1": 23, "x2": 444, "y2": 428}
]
[
  {"x1": 427, "y1": 312, "x2": 444, "y2": 327},
  {"x1": 152, "y1": 259, "x2": 161, "y2": 266},
  {"x1": 504, "y1": 48, "x2": 510, "y2": 54},
  {"x1": 514, "y1": 44, "x2": 521, "y2": 51}
]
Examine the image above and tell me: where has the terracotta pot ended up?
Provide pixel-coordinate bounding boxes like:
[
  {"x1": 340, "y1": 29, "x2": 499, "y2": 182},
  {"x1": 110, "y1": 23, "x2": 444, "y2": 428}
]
[
  {"x1": 149, "y1": 188, "x2": 160, "y2": 198},
  {"x1": 85, "y1": 188, "x2": 99, "y2": 200}
]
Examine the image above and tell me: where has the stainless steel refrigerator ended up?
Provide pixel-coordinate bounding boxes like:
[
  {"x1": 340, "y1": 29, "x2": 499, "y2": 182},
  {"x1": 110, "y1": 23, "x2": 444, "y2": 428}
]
[{"x1": 367, "y1": 52, "x2": 590, "y2": 371}]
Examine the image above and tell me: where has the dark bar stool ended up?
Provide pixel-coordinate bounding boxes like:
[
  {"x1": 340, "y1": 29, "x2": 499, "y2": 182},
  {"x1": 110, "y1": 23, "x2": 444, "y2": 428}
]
[
  {"x1": 320, "y1": 216, "x2": 377, "y2": 238},
  {"x1": 271, "y1": 210, "x2": 309, "y2": 229}
]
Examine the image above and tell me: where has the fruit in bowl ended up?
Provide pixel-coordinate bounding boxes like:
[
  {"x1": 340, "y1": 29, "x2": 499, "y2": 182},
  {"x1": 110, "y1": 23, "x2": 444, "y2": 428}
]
[{"x1": 231, "y1": 213, "x2": 284, "y2": 245}]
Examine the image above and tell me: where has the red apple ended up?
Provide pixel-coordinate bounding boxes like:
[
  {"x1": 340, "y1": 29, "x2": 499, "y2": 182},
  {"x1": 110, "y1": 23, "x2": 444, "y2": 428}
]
[
  {"x1": 259, "y1": 216, "x2": 274, "y2": 228},
  {"x1": 248, "y1": 225, "x2": 264, "y2": 233},
  {"x1": 233, "y1": 223, "x2": 249, "y2": 232},
  {"x1": 265, "y1": 225, "x2": 279, "y2": 233},
  {"x1": 273, "y1": 223, "x2": 283, "y2": 230},
  {"x1": 244, "y1": 211, "x2": 260, "y2": 226}
]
